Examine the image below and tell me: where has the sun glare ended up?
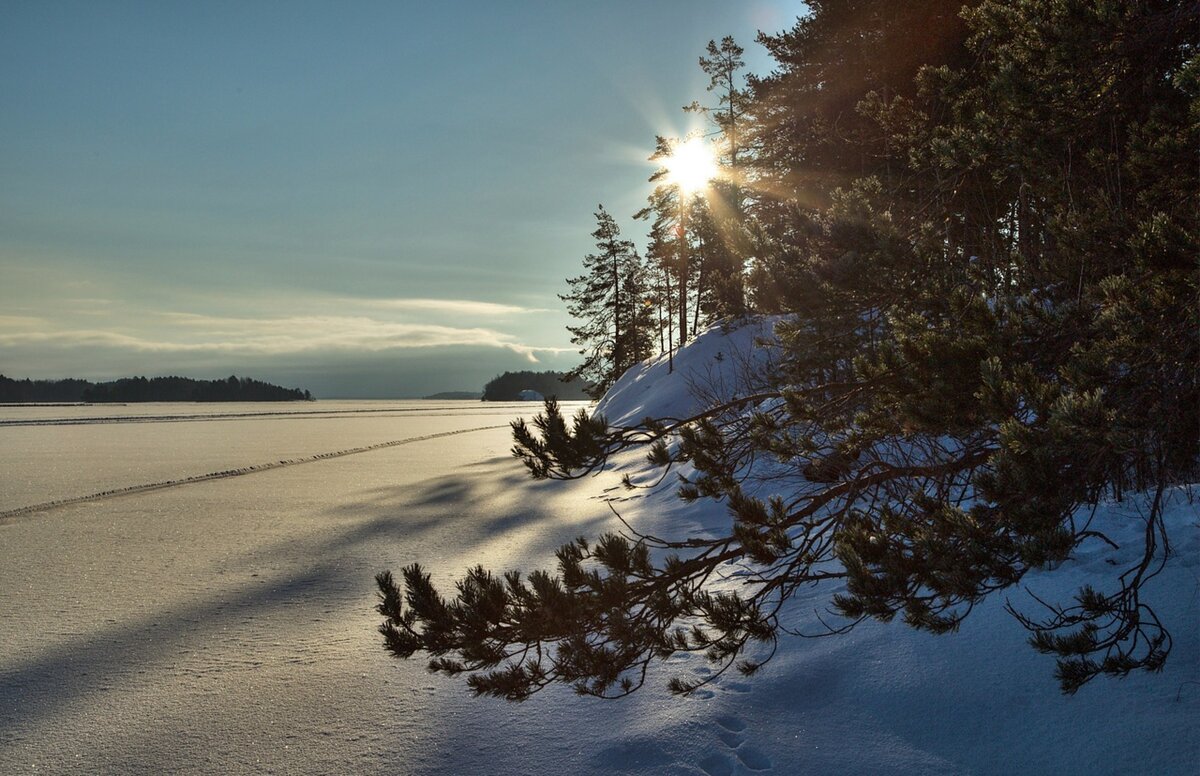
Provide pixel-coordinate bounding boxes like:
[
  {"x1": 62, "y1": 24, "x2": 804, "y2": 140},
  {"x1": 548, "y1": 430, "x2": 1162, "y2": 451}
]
[{"x1": 664, "y1": 136, "x2": 718, "y2": 193}]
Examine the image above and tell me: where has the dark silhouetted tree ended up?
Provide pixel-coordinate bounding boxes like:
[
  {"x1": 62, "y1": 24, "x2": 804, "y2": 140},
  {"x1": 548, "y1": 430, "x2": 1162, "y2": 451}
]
[
  {"x1": 481, "y1": 371, "x2": 589, "y2": 402},
  {"x1": 80, "y1": 375, "x2": 311, "y2": 402},
  {"x1": 686, "y1": 36, "x2": 753, "y2": 321},
  {"x1": 561, "y1": 206, "x2": 654, "y2": 398}
]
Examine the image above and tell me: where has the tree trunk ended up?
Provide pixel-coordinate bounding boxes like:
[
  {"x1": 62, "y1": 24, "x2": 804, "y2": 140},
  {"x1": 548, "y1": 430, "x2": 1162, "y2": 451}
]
[
  {"x1": 693, "y1": 227, "x2": 704, "y2": 336},
  {"x1": 612, "y1": 250, "x2": 621, "y2": 377},
  {"x1": 678, "y1": 197, "x2": 688, "y2": 345}
]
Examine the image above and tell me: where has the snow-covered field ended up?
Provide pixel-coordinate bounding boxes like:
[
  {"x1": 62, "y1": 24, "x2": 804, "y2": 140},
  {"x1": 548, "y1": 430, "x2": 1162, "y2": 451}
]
[{"x1": 1, "y1": 354, "x2": 1197, "y2": 774}]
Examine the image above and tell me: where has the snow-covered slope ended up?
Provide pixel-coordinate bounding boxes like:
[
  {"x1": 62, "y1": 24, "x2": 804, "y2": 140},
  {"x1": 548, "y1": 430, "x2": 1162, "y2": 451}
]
[
  {"x1": 594, "y1": 316, "x2": 782, "y2": 427},
  {"x1": 585, "y1": 317, "x2": 1199, "y2": 775}
]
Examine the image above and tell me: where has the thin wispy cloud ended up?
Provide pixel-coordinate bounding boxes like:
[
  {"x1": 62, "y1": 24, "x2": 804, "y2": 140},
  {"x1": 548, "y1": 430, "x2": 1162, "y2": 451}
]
[
  {"x1": 0, "y1": 314, "x2": 573, "y2": 363},
  {"x1": 0, "y1": 315, "x2": 45, "y2": 329},
  {"x1": 347, "y1": 298, "x2": 555, "y2": 316}
]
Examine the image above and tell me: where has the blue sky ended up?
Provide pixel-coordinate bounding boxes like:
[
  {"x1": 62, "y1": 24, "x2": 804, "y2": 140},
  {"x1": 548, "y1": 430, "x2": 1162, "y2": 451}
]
[{"x1": 1, "y1": 1, "x2": 804, "y2": 397}]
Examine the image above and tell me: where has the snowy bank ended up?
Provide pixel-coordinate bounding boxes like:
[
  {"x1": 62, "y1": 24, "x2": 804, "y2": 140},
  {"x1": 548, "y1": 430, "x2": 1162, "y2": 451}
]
[
  {"x1": 580, "y1": 316, "x2": 1199, "y2": 775},
  {"x1": 595, "y1": 316, "x2": 783, "y2": 427}
]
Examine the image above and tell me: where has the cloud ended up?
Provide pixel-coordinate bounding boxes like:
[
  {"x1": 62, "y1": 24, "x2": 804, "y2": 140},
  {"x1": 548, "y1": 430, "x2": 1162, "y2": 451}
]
[
  {"x1": 0, "y1": 314, "x2": 573, "y2": 364},
  {"x1": 0, "y1": 298, "x2": 577, "y2": 394},
  {"x1": 347, "y1": 298, "x2": 554, "y2": 316},
  {"x1": 0, "y1": 315, "x2": 45, "y2": 330}
]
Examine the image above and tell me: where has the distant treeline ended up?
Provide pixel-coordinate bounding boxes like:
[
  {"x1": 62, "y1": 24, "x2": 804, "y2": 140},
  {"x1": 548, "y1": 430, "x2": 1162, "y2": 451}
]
[
  {"x1": 481, "y1": 371, "x2": 589, "y2": 401},
  {"x1": 423, "y1": 391, "x2": 482, "y2": 400},
  {"x1": 0, "y1": 374, "x2": 313, "y2": 403}
]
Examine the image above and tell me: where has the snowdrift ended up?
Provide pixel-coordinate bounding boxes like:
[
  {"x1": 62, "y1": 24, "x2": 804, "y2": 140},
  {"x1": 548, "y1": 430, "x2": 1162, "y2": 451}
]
[{"x1": 595, "y1": 316, "x2": 783, "y2": 427}]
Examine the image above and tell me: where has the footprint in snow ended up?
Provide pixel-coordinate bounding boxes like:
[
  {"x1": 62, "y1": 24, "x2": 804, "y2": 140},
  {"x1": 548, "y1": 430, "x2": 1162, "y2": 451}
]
[
  {"x1": 735, "y1": 746, "x2": 773, "y2": 771},
  {"x1": 699, "y1": 752, "x2": 736, "y2": 776},
  {"x1": 709, "y1": 715, "x2": 775, "y2": 773},
  {"x1": 714, "y1": 715, "x2": 747, "y2": 733},
  {"x1": 713, "y1": 717, "x2": 747, "y2": 749}
]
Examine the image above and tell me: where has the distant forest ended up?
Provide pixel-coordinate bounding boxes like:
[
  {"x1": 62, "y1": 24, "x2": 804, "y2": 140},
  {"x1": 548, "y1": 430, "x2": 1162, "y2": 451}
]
[
  {"x1": 481, "y1": 371, "x2": 589, "y2": 401},
  {"x1": 0, "y1": 374, "x2": 313, "y2": 403}
]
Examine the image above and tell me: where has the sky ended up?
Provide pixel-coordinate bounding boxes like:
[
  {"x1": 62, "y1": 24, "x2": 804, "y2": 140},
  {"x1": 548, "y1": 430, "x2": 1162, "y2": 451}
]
[{"x1": 0, "y1": 1, "x2": 806, "y2": 397}]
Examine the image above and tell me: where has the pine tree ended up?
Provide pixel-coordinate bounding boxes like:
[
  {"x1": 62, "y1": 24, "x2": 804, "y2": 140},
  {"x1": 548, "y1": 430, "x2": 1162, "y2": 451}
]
[
  {"x1": 637, "y1": 138, "x2": 691, "y2": 352},
  {"x1": 686, "y1": 36, "x2": 752, "y2": 322},
  {"x1": 560, "y1": 206, "x2": 651, "y2": 397},
  {"x1": 376, "y1": 0, "x2": 1198, "y2": 700},
  {"x1": 646, "y1": 135, "x2": 695, "y2": 346},
  {"x1": 640, "y1": 216, "x2": 678, "y2": 360}
]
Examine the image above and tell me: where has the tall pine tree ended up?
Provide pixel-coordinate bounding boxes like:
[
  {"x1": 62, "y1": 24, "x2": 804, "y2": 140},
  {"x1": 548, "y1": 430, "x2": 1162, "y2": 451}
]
[
  {"x1": 686, "y1": 36, "x2": 753, "y2": 322},
  {"x1": 560, "y1": 206, "x2": 652, "y2": 397}
]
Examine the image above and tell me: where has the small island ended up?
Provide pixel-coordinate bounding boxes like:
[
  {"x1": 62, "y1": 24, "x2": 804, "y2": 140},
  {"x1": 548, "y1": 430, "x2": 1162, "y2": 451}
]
[
  {"x1": 480, "y1": 370, "x2": 589, "y2": 402},
  {"x1": 0, "y1": 374, "x2": 313, "y2": 403}
]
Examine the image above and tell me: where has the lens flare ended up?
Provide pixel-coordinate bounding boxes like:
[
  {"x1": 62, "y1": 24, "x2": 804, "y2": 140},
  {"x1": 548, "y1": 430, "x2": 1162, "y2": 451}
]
[{"x1": 664, "y1": 137, "x2": 718, "y2": 193}]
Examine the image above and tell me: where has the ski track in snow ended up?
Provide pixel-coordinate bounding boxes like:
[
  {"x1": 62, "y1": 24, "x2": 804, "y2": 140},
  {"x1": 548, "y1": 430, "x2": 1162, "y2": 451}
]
[
  {"x1": 0, "y1": 404, "x2": 532, "y2": 428},
  {"x1": 0, "y1": 424, "x2": 508, "y2": 521}
]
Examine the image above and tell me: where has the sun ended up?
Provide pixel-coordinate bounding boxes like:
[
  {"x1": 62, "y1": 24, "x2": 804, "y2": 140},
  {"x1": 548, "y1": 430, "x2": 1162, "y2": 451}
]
[{"x1": 664, "y1": 136, "x2": 718, "y2": 194}]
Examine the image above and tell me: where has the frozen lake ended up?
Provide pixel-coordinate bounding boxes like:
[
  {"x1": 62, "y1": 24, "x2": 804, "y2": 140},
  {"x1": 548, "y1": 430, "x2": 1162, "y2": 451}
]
[
  {"x1": 0, "y1": 400, "x2": 576, "y2": 514},
  {"x1": 0, "y1": 400, "x2": 669, "y2": 775}
]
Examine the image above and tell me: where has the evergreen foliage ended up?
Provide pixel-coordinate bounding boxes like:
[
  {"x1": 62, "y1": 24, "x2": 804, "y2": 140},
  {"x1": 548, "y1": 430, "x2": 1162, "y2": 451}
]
[
  {"x1": 687, "y1": 36, "x2": 752, "y2": 323},
  {"x1": 636, "y1": 137, "x2": 691, "y2": 349},
  {"x1": 0, "y1": 374, "x2": 312, "y2": 402},
  {"x1": 378, "y1": 0, "x2": 1198, "y2": 699},
  {"x1": 0, "y1": 375, "x2": 94, "y2": 403},
  {"x1": 561, "y1": 206, "x2": 655, "y2": 397},
  {"x1": 481, "y1": 371, "x2": 589, "y2": 402}
]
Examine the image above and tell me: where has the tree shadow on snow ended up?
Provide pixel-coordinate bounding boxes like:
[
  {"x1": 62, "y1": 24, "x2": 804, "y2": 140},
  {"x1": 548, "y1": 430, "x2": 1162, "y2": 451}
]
[{"x1": 0, "y1": 453, "x2": 614, "y2": 767}]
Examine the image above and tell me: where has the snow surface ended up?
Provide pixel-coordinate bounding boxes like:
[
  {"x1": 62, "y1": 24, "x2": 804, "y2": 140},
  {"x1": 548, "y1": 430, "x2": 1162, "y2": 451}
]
[
  {"x1": 595, "y1": 316, "x2": 782, "y2": 428},
  {"x1": 594, "y1": 318, "x2": 1200, "y2": 775},
  {"x1": 1, "y1": 339, "x2": 1197, "y2": 775}
]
